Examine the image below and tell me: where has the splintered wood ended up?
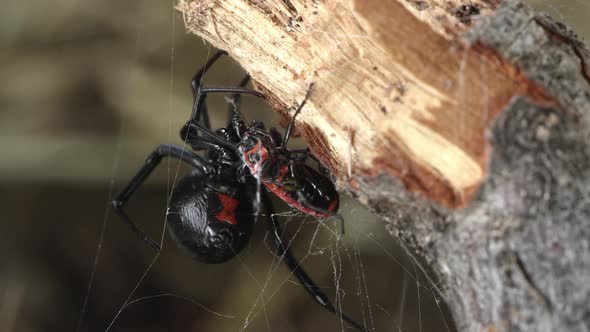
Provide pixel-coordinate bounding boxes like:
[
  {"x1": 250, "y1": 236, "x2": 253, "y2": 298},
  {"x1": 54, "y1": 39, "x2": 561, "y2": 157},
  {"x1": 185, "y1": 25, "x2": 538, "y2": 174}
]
[{"x1": 177, "y1": 0, "x2": 557, "y2": 208}]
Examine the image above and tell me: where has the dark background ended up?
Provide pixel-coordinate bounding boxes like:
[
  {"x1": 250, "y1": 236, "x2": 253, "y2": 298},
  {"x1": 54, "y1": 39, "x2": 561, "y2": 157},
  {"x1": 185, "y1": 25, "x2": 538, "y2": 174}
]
[{"x1": 0, "y1": 1, "x2": 587, "y2": 331}]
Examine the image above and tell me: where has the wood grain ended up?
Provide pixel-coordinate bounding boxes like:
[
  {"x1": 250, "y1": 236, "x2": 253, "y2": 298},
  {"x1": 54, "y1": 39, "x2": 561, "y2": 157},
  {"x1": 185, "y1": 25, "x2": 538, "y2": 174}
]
[{"x1": 178, "y1": 0, "x2": 559, "y2": 207}]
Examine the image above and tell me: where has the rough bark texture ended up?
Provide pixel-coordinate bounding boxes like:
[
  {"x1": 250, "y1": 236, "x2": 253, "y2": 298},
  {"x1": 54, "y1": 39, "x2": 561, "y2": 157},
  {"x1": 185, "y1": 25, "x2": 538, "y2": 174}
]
[{"x1": 178, "y1": 0, "x2": 590, "y2": 331}]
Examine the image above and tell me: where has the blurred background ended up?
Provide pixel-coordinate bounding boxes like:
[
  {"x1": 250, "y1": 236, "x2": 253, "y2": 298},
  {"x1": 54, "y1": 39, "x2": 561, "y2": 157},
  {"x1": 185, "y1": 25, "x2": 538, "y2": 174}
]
[{"x1": 0, "y1": 0, "x2": 587, "y2": 331}]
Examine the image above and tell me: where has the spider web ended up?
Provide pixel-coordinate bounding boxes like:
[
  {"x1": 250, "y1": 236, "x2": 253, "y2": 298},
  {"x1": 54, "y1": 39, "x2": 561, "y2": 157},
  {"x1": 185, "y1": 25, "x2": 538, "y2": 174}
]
[{"x1": 61, "y1": 1, "x2": 590, "y2": 332}]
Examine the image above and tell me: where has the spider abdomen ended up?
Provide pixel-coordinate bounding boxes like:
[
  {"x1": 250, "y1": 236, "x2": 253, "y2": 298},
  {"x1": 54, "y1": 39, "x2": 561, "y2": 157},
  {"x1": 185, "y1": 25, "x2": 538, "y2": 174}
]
[{"x1": 167, "y1": 173, "x2": 254, "y2": 263}]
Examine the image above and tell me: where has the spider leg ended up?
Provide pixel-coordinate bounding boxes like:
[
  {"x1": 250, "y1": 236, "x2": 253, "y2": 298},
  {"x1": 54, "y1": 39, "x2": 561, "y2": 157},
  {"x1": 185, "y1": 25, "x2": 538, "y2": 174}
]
[
  {"x1": 182, "y1": 121, "x2": 238, "y2": 152},
  {"x1": 190, "y1": 87, "x2": 264, "y2": 125},
  {"x1": 282, "y1": 83, "x2": 314, "y2": 149},
  {"x1": 190, "y1": 50, "x2": 228, "y2": 97},
  {"x1": 226, "y1": 75, "x2": 251, "y2": 125},
  {"x1": 191, "y1": 50, "x2": 229, "y2": 129},
  {"x1": 260, "y1": 191, "x2": 367, "y2": 332},
  {"x1": 180, "y1": 121, "x2": 234, "y2": 152},
  {"x1": 112, "y1": 144, "x2": 212, "y2": 252},
  {"x1": 183, "y1": 87, "x2": 263, "y2": 147},
  {"x1": 197, "y1": 96, "x2": 211, "y2": 130},
  {"x1": 185, "y1": 75, "x2": 252, "y2": 149},
  {"x1": 187, "y1": 49, "x2": 261, "y2": 133}
]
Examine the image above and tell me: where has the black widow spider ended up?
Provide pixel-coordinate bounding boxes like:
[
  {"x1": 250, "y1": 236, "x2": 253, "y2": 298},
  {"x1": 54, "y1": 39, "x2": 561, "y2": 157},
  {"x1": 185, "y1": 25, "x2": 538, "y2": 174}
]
[{"x1": 112, "y1": 50, "x2": 367, "y2": 331}]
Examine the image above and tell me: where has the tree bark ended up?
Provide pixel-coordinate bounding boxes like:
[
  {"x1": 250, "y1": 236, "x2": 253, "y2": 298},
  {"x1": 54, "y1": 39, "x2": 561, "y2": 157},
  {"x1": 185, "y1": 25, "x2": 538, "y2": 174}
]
[{"x1": 177, "y1": 0, "x2": 590, "y2": 331}]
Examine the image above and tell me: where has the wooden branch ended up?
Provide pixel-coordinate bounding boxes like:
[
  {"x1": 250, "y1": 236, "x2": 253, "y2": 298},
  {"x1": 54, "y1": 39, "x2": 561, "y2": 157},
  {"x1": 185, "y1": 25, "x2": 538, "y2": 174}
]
[
  {"x1": 178, "y1": 0, "x2": 557, "y2": 208},
  {"x1": 178, "y1": 0, "x2": 590, "y2": 331}
]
